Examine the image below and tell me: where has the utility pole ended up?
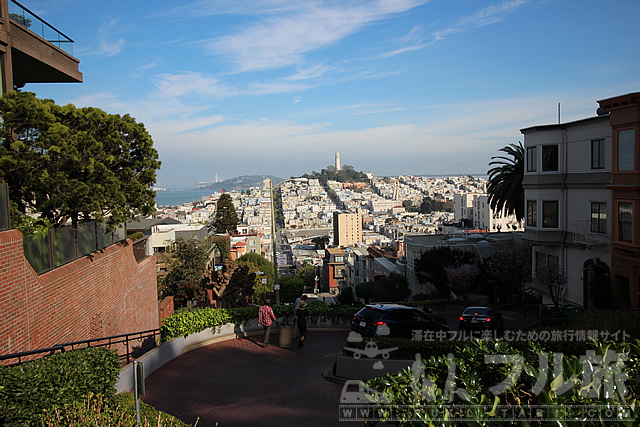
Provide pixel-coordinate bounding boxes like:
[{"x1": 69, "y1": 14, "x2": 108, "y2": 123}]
[{"x1": 268, "y1": 179, "x2": 280, "y2": 305}]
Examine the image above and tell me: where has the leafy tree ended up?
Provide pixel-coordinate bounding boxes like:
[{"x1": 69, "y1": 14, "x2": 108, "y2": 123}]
[
  {"x1": 414, "y1": 246, "x2": 476, "y2": 297},
  {"x1": 487, "y1": 142, "x2": 525, "y2": 222},
  {"x1": 205, "y1": 258, "x2": 256, "y2": 308},
  {"x1": 212, "y1": 193, "x2": 239, "y2": 234},
  {"x1": 419, "y1": 197, "x2": 445, "y2": 214},
  {"x1": 160, "y1": 238, "x2": 210, "y2": 307},
  {"x1": 237, "y1": 252, "x2": 275, "y2": 295},
  {"x1": 372, "y1": 273, "x2": 411, "y2": 302},
  {"x1": 210, "y1": 234, "x2": 230, "y2": 260},
  {"x1": 297, "y1": 263, "x2": 317, "y2": 290},
  {"x1": 485, "y1": 246, "x2": 531, "y2": 303},
  {"x1": 0, "y1": 91, "x2": 160, "y2": 231},
  {"x1": 338, "y1": 286, "x2": 354, "y2": 305},
  {"x1": 356, "y1": 282, "x2": 374, "y2": 303},
  {"x1": 279, "y1": 276, "x2": 304, "y2": 303},
  {"x1": 446, "y1": 264, "x2": 479, "y2": 298}
]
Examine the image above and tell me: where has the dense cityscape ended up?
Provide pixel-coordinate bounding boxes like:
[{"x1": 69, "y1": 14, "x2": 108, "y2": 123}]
[{"x1": 1, "y1": 0, "x2": 639, "y2": 425}]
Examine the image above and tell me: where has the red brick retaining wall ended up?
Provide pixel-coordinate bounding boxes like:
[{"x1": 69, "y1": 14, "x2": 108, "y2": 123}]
[{"x1": 0, "y1": 230, "x2": 159, "y2": 356}]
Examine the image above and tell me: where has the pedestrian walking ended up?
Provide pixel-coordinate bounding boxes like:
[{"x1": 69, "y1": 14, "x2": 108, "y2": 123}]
[
  {"x1": 294, "y1": 294, "x2": 308, "y2": 312},
  {"x1": 296, "y1": 301, "x2": 309, "y2": 348},
  {"x1": 258, "y1": 300, "x2": 278, "y2": 348}
]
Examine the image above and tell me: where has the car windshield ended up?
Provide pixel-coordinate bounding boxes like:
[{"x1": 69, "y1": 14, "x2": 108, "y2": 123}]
[{"x1": 463, "y1": 307, "x2": 490, "y2": 316}]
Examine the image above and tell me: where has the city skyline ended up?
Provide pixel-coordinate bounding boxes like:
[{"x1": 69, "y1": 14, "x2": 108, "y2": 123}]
[{"x1": 20, "y1": 0, "x2": 640, "y2": 188}]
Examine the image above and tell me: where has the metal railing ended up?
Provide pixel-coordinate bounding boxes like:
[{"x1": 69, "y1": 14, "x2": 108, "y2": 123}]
[
  {"x1": 8, "y1": 0, "x2": 75, "y2": 56},
  {"x1": 0, "y1": 328, "x2": 161, "y2": 366},
  {"x1": 572, "y1": 220, "x2": 610, "y2": 246}
]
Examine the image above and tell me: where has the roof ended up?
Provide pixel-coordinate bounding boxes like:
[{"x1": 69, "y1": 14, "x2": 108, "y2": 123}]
[{"x1": 126, "y1": 218, "x2": 165, "y2": 231}]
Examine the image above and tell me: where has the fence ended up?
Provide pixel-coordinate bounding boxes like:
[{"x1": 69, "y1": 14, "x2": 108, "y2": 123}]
[
  {"x1": 22, "y1": 221, "x2": 127, "y2": 275},
  {"x1": 0, "y1": 328, "x2": 161, "y2": 366}
]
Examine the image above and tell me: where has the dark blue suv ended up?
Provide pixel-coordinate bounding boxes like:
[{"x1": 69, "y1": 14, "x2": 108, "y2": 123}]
[{"x1": 351, "y1": 304, "x2": 449, "y2": 339}]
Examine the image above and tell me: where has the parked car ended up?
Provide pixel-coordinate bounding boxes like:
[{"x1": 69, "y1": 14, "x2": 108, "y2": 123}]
[
  {"x1": 458, "y1": 306, "x2": 504, "y2": 333},
  {"x1": 351, "y1": 304, "x2": 449, "y2": 339}
]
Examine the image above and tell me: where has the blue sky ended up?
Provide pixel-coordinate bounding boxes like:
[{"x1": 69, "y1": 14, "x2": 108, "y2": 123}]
[{"x1": 22, "y1": 0, "x2": 640, "y2": 189}]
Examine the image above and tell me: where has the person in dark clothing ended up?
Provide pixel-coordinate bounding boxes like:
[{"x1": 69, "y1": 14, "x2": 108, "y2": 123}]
[{"x1": 296, "y1": 301, "x2": 310, "y2": 348}]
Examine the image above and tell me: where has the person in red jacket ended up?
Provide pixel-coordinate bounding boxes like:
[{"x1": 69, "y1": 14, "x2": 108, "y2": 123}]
[{"x1": 258, "y1": 300, "x2": 278, "y2": 348}]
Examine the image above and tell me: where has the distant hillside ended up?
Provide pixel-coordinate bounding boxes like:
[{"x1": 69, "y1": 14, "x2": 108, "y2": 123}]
[{"x1": 202, "y1": 175, "x2": 284, "y2": 192}]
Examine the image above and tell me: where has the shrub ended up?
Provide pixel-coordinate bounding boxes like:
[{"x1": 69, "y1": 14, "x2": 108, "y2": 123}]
[
  {"x1": 0, "y1": 347, "x2": 119, "y2": 425},
  {"x1": 37, "y1": 392, "x2": 192, "y2": 426}
]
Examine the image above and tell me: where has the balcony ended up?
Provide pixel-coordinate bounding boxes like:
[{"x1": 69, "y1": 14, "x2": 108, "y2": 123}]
[
  {"x1": 9, "y1": 0, "x2": 74, "y2": 55},
  {"x1": 7, "y1": 0, "x2": 82, "y2": 86},
  {"x1": 571, "y1": 220, "x2": 610, "y2": 246}
]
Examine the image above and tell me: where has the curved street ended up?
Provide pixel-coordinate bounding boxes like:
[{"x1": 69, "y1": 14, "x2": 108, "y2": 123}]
[{"x1": 142, "y1": 331, "x2": 357, "y2": 427}]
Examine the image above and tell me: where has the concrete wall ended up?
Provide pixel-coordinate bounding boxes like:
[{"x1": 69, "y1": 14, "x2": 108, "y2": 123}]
[{"x1": 0, "y1": 230, "x2": 159, "y2": 356}]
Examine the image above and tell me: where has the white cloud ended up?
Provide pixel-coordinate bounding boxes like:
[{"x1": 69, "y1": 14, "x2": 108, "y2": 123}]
[
  {"x1": 90, "y1": 16, "x2": 125, "y2": 57},
  {"x1": 204, "y1": 1, "x2": 428, "y2": 72}
]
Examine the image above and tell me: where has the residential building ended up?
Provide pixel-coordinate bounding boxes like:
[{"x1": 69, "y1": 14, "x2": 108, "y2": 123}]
[
  {"x1": 333, "y1": 209, "x2": 363, "y2": 246},
  {"x1": 521, "y1": 113, "x2": 612, "y2": 308},
  {"x1": 598, "y1": 92, "x2": 640, "y2": 307},
  {"x1": 322, "y1": 247, "x2": 347, "y2": 293}
]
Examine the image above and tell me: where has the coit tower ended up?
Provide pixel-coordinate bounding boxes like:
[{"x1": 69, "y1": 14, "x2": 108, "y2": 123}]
[{"x1": 335, "y1": 152, "x2": 341, "y2": 170}]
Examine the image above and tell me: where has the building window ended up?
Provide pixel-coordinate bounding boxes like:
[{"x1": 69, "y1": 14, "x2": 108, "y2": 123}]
[
  {"x1": 590, "y1": 202, "x2": 607, "y2": 234},
  {"x1": 542, "y1": 145, "x2": 559, "y2": 172},
  {"x1": 535, "y1": 252, "x2": 558, "y2": 274},
  {"x1": 619, "y1": 202, "x2": 633, "y2": 242},
  {"x1": 527, "y1": 146, "x2": 537, "y2": 172},
  {"x1": 591, "y1": 139, "x2": 605, "y2": 169},
  {"x1": 527, "y1": 200, "x2": 537, "y2": 227},
  {"x1": 618, "y1": 129, "x2": 635, "y2": 171},
  {"x1": 542, "y1": 201, "x2": 559, "y2": 228}
]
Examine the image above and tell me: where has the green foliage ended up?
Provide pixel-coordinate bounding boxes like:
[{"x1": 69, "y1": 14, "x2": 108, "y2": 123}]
[
  {"x1": 0, "y1": 91, "x2": 160, "y2": 231},
  {"x1": 211, "y1": 193, "x2": 239, "y2": 234},
  {"x1": 36, "y1": 392, "x2": 192, "y2": 426},
  {"x1": 0, "y1": 347, "x2": 119, "y2": 425},
  {"x1": 487, "y1": 141, "x2": 525, "y2": 222},
  {"x1": 419, "y1": 196, "x2": 446, "y2": 214},
  {"x1": 237, "y1": 252, "x2": 275, "y2": 290},
  {"x1": 210, "y1": 234, "x2": 230, "y2": 260},
  {"x1": 127, "y1": 231, "x2": 145, "y2": 241},
  {"x1": 161, "y1": 238, "x2": 210, "y2": 307},
  {"x1": 160, "y1": 307, "x2": 233, "y2": 341},
  {"x1": 364, "y1": 339, "x2": 640, "y2": 425},
  {"x1": 565, "y1": 309, "x2": 640, "y2": 340},
  {"x1": 337, "y1": 286, "x2": 354, "y2": 305},
  {"x1": 303, "y1": 164, "x2": 368, "y2": 184},
  {"x1": 372, "y1": 273, "x2": 411, "y2": 302},
  {"x1": 159, "y1": 302, "x2": 361, "y2": 342},
  {"x1": 278, "y1": 276, "x2": 304, "y2": 304}
]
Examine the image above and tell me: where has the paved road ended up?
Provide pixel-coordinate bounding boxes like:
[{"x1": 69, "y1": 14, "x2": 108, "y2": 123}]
[
  {"x1": 142, "y1": 307, "x2": 539, "y2": 426},
  {"x1": 142, "y1": 331, "x2": 359, "y2": 427}
]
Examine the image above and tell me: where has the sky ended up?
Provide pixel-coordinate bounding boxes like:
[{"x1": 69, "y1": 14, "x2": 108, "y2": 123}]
[{"x1": 20, "y1": 0, "x2": 640, "y2": 189}]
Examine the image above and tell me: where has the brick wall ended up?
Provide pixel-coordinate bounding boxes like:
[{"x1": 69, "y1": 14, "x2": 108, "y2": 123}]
[{"x1": 0, "y1": 230, "x2": 159, "y2": 356}]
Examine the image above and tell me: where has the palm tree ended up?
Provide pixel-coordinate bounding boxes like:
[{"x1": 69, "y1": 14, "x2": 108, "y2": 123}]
[{"x1": 487, "y1": 142, "x2": 524, "y2": 222}]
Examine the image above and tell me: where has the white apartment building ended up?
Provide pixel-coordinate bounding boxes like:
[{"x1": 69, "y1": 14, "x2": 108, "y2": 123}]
[{"x1": 522, "y1": 114, "x2": 612, "y2": 308}]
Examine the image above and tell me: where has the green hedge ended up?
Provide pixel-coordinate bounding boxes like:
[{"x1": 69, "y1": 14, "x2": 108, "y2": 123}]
[
  {"x1": 160, "y1": 301, "x2": 363, "y2": 342},
  {"x1": 34, "y1": 392, "x2": 192, "y2": 426},
  {"x1": 0, "y1": 347, "x2": 120, "y2": 425},
  {"x1": 363, "y1": 339, "x2": 640, "y2": 426}
]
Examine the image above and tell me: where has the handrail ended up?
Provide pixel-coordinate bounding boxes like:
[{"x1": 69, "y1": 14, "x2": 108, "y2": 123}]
[{"x1": 0, "y1": 328, "x2": 161, "y2": 366}]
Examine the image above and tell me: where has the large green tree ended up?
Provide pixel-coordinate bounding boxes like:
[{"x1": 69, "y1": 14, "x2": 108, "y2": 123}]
[
  {"x1": 487, "y1": 142, "x2": 525, "y2": 222},
  {"x1": 212, "y1": 193, "x2": 239, "y2": 234},
  {"x1": 237, "y1": 252, "x2": 275, "y2": 297},
  {"x1": 0, "y1": 91, "x2": 160, "y2": 231},
  {"x1": 160, "y1": 238, "x2": 210, "y2": 307}
]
